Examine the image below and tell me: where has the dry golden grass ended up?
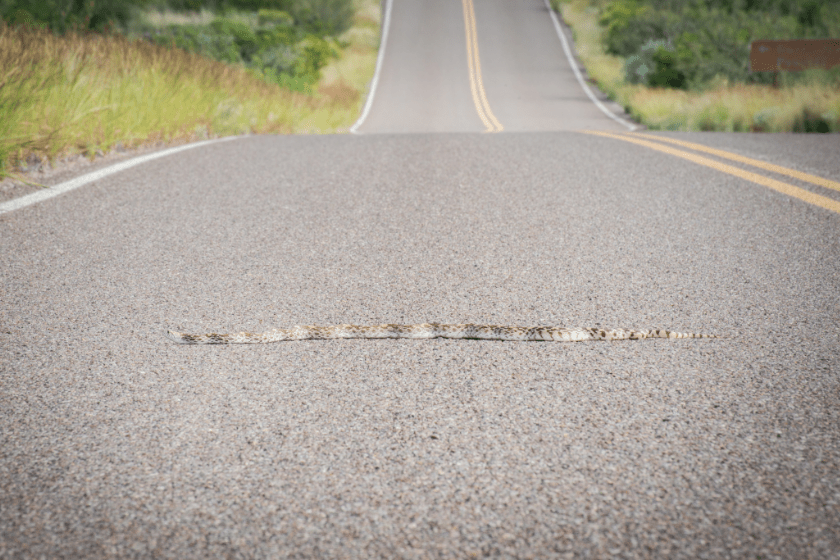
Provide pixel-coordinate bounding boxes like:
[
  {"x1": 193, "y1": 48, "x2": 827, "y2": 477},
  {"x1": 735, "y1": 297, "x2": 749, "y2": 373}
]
[
  {"x1": 0, "y1": 23, "x2": 291, "y2": 171},
  {"x1": 0, "y1": 0, "x2": 381, "y2": 175},
  {"x1": 310, "y1": 0, "x2": 380, "y2": 133},
  {"x1": 626, "y1": 81, "x2": 840, "y2": 132},
  {"x1": 557, "y1": 0, "x2": 840, "y2": 132}
]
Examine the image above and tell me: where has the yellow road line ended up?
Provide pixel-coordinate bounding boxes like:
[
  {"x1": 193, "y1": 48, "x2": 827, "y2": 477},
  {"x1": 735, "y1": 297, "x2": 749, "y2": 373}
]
[
  {"x1": 628, "y1": 132, "x2": 840, "y2": 193},
  {"x1": 462, "y1": 0, "x2": 502, "y2": 133},
  {"x1": 582, "y1": 130, "x2": 840, "y2": 215}
]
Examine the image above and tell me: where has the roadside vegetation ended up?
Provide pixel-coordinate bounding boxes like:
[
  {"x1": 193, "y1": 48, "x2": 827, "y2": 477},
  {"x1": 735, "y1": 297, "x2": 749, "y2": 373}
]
[
  {"x1": 0, "y1": 0, "x2": 380, "y2": 178},
  {"x1": 551, "y1": 0, "x2": 840, "y2": 132}
]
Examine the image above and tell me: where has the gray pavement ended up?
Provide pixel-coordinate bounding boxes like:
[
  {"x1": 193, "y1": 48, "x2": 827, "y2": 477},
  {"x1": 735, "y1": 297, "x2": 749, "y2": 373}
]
[
  {"x1": 2, "y1": 0, "x2": 839, "y2": 558},
  {"x1": 356, "y1": 0, "x2": 485, "y2": 133},
  {"x1": 356, "y1": 0, "x2": 632, "y2": 133},
  {"x1": 473, "y1": 0, "x2": 628, "y2": 131}
]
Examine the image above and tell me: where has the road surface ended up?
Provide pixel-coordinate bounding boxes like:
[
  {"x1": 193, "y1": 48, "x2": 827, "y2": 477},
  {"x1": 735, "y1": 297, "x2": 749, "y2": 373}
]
[{"x1": 2, "y1": 0, "x2": 839, "y2": 557}]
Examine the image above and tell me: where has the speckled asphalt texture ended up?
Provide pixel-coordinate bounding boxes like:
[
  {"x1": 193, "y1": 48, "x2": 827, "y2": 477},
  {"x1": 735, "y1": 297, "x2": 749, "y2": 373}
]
[
  {"x1": 3, "y1": 132, "x2": 839, "y2": 559},
  {"x1": 2, "y1": 0, "x2": 840, "y2": 557}
]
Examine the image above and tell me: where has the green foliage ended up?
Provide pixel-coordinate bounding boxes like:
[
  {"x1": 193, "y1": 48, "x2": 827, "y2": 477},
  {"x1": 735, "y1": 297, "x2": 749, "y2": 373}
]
[
  {"x1": 210, "y1": 16, "x2": 258, "y2": 58},
  {"x1": 142, "y1": 0, "x2": 353, "y2": 36},
  {"x1": 289, "y1": 0, "x2": 354, "y2": 36},
  {"x1": 0, "y1": 19, "x2": 366, "y2": 175},
  {"x1": 148, "y1": 0, "x2": 284, "y2": 12},
  {"x1": 624, "y1": 39, "x2": 686, "y2": 89},
  {"x1": 257, "y1": 8, "x2": 292, "y2": 26},
  {"x1": 793, "y1": 109, "x2": 833, "y2": 133},
  {"x1": 141, "y1": 10, "x2": 337, "y2": 92},
  {"x1": 1, "y1": 0, "x2": 350, "y2": 94},
  {"x1": 0, "y1": 0, "x2": 145, "y2": 32},
  {"x1": 250, "y1": 33, "x2": 336, "y2": 93},
  {"x1": 599, "y1": 0, "x2": 840, "y2": 90},
  {"x1": 1, "y1": 0, "x2": 355, "y2": 38},
  {"x1": 600, "y1": 0, "x2": 658, "y2": 56}
]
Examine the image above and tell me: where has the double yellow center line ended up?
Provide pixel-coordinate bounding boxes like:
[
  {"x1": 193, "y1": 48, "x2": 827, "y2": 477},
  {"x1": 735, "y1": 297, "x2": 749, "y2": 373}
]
[
  {"x1": 462, "y1": 0, "x2": 502, "y2": 133},
  {"x1": 583, "y1": 130, "x2": 840, "y2": 215},
  {"x1": 455, "y1": 5, "x2": 837, "y2": 215}
]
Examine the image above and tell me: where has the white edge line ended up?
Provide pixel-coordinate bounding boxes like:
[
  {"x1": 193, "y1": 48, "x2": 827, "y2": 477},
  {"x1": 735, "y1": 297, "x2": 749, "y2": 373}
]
[
  {"x1": 543, "y1": 0, "x2": 636, "y2": 131},
  {"x1": 349, "y1": 0, "x2": 394, "y2": 134},
  {"x1": 0, "y1": 136, "x2": 239, "y2": 216}
]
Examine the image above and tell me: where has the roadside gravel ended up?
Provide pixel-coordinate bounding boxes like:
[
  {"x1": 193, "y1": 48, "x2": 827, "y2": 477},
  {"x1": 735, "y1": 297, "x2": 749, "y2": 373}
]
[{"x1": 0, "y1": 138, "x2": 215, "y2": 204}]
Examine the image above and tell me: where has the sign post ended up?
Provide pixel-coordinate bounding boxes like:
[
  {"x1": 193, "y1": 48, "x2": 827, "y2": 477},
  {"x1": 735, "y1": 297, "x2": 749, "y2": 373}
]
[{"x1": 750, "y1": 39, "x2": 840, "y2": 87}]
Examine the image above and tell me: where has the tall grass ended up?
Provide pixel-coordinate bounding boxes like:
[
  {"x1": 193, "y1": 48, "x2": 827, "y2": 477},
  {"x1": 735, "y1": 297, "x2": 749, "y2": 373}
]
[
  {"x1": 554, "y1": 0, "x2": 840, "y2": 132},
  {"x1": 310, "y1": 0, "x2": 380, "y2": 132},
  {"x1": 0, "y1": 0, "x2": 379, "y2": 175}
]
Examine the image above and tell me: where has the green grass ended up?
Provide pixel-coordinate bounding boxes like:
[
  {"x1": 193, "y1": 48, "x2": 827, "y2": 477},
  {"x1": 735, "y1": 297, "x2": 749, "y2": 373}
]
[
  {"x1": 312, "y1": 0, "x2": 380, "y2": 131},
  {"x1": 552, "y1": 0, "x2": 840, "y2": 132},
  {"x1": 0, "y1": 0, "x2": 379, "y2": 176}
]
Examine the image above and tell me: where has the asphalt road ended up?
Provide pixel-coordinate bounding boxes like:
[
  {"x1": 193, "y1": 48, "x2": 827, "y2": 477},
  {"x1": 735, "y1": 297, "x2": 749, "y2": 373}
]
[
  {"x1": 2, "y1": 0, "x2": 839, "y2": 558},
  {"x1": 357, "y1": 0, "x2": 631, "y2": 133}
]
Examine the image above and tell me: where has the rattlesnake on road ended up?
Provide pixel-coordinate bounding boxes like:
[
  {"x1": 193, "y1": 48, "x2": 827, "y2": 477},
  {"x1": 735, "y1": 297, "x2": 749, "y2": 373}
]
[{"x1": 165, "y1": 324, "x2": 718, "y2": 344}]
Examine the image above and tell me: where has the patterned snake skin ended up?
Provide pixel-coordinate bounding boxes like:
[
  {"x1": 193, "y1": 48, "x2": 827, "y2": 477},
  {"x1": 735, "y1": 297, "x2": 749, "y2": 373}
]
[{"x1": 166, "y1": 324, "x2": 718, "y2": 344}]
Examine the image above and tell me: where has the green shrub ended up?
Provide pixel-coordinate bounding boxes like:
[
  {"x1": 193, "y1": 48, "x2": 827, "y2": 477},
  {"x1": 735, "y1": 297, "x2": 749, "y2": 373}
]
[
  {"x1": 156, "y1": 0, "x2": 285, "y2": 11},
  {"x1": 140, "y1": 6, "x2": 337, "y2": 92},
  {"x1": 600, "y1": 0, "x2": 660, "y2": 56},
  {"x1": 0, "y1": 0, "x2": 147, "y2": 32},
  {"x1": 600, "y1": 0, "x2": 840, "y2": 90},
  {"x1": 257, "y1": 8, "x2": 292, "y2": 26},
  {"x1": 211, "y1": 16, "x2": 258, "y2": 58},
  {"x1": 1, "y1": 0, "x2": 354, "y2": 39},
  {"x1": 288, "y1": 0, "x2": 354, "y2": 36},
  {"x1": 294, "y1": 34, "x2": 335, "y2": 80},
  {"x1": 148, "y1": 25, "x2": 242, "y2": 63},
  {"x1": 156, "y1": 0, "x2": 353, "y2": 37},
  {"x1": 648, "y1": 45, "x2": 685, "y2": 88},
  {"x1": 624, "y1": 39, "x2": 662, "y2": 85},
  {"x1": 624, "y1": 40, "x2": 686, "y2": 89},
  {"x1": 792, "y1": 109, "x2": 834, "y2": 133}
]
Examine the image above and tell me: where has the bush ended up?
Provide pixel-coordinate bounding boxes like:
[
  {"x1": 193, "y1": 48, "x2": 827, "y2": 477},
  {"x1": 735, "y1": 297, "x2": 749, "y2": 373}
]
[
  {"x1": 600, "y1": 0, "x2": 660, "y2": 56},
  {"x1": 602, "y1": 0, "x2": 840, "y2": 90},
  {"x1": 1, "y1": 0, "x2": 347, "y2": 95},
  {"x1": 288, "y1": 0, "x2": 353, "y2": 36},
  {"x1": 293, "y1": 34, "x2": 336, "y2": 81},
  {"x1": 1, "y1": 0, "x2": 355, "y2": 38},
  {"x1": 141, "y1": 7, "x2": 337, "y2": 92},
  {"x1": 211, "y1": 16, "x2": 258, "y2": 58},
  {"x1": 257, "y1": 8, "x2": 292, "y2": 26},
  {"x1": 624, "y1": 40, "x2": 687, "y2": 89},
  {"x1": 0, "y1": 0, "x2": 146, "y2": 32},
  {"x1": 792, "y1": 109, "x2": 834, "y2": 133},
  {"x1": 159, "y1": 0, "x2": 353, "y2": 37}
]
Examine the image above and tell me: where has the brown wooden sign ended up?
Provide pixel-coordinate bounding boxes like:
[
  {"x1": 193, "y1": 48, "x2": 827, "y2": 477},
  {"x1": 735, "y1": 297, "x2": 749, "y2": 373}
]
[{"x1": 750, "y1": 39, "x2": 840, "y2": 72}]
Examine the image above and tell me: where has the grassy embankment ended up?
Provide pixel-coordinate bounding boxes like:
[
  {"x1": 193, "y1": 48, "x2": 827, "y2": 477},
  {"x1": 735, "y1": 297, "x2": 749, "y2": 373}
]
[
  {"x1": 0, "y1": 0, "x2": 380, "y2": 180},
  {"x1": 552, "y1": 0, "x2": 840, "y2": 132}
]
